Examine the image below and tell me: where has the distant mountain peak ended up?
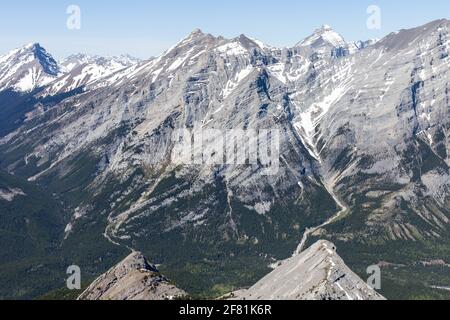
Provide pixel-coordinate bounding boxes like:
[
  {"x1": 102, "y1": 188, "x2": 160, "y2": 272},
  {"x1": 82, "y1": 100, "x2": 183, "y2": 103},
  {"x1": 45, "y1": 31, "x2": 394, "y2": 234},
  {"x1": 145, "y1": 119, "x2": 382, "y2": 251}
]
[
  {"x1": 227, "y1": 34, "x2": 272, "y2": 53},
  {"x1": 181, "y1": 28, "x2": 212, "y2": 43},
  {"x1": 30, "y1": 44, "x2": 60, "y2": 76},
  {"x1": 0, "y1": 42, "x2": 60, "y2": 92},
  {"x1": 43, "y1": 52, "x2": 141, "y2": 96},
  {"x1": 319, "y1": 24, "x2": 333, "y2": 31},
  {"x1": 298, "y1": 25, "x2": 346, "y2": 49},
  {"x1": 24, "y1": 42, "x2": 40, "y2": 49},
  {"x1": 162, "y1": 28, "x2": 217, "y2": 58},
  {"x1": 190, "y1": 28, "x2": 204, "y2": 36}
]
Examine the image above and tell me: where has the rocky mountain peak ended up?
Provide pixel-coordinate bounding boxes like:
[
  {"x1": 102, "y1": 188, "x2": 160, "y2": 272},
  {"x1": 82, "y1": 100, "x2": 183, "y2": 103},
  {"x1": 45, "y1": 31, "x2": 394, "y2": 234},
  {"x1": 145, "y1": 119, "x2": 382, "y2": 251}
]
[
  {"x1": 43, "y1": 52, "x2": 141, "y2": 96},
  {"x1": 189, "y1": 28, "x2": 205, "y2": 37},
  {"x1": 298, "y1": 24, "x2": 346, "y2": 49},
  {"x1": 236, "y1": 34, "x2": 263, "y2": 50},
  {"x1": 230, "y1": 240, "x2": 386, "y2": 300},
  {"x1": 0, "y1": 42, "x2": 60, "y2": 92},
  {"x1": 162, "y1": 28, "x2": 217, "y2": 59},
  {"x1": 319, "y1": 24, "x2": 333, "y2": 31},
  {"x1": 30, "y1": 44, "x2": 60, "y2": 76},
  {"x1": 13, "y1": 42, "x2": 59, "y2": 74},
  {"x1": 24, "y1": 42, "x2": 40, "y2": 50},
  {"x1": 78, "y1": 251, "x2": 187, "y2": 300},
  {"x1": 182, "y1": 28, "x2": 214, "y2": 43}
]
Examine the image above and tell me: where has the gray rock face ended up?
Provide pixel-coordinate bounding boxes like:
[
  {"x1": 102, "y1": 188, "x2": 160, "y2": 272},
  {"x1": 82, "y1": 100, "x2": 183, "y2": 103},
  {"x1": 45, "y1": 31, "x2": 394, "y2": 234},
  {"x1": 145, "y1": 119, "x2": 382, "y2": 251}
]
[
  {"x1": 306, "y1": 19, "x2": 450, "y2": 241},
  {"x1": 231, "y1": 240, "x2": 385, "y2": 300},
  {"x1": 21, "y1": 20, "x2": 446, "y2": 244},
  {"x1": 78, "y1": 251, "x2": 186, "y2": 300}
]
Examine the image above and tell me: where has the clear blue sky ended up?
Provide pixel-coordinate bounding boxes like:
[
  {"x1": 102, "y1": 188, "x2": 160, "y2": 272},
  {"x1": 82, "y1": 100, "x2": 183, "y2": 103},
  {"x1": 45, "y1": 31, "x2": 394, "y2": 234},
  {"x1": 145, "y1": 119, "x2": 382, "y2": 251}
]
[{"x1": 1, "y1": 0, "x2": 449, "y2": 59}]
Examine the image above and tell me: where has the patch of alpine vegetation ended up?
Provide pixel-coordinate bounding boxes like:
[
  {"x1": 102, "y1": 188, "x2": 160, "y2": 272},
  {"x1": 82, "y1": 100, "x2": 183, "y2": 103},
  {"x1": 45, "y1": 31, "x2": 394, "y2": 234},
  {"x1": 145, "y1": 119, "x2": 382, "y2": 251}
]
[{"x1": 0, "y1": 20, "x2": 449, "y2": 299}]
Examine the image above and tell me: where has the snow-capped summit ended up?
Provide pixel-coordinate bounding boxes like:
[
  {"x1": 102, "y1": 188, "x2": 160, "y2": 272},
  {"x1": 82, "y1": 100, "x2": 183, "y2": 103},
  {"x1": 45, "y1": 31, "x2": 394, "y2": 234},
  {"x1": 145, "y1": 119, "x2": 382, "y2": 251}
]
[
  {"x1": 42, "y1": 53, "x2": 141, "y2": 96},
  {"x1": 296, "y1": 25, "x2": 378, "y2": 58},
  {"x1": 59, "y1": 53, "x2": 141, "y2": 73},
  {"x1": 112, "y1": 54, "x2": 142, "y2": 67},
  {"x1": 297, "y1": 25, "x2": 347, "y2": 49},
  {"x1": 59, "y1": 53, "x2": 94, "y2": 73},
  {"x1": 0, "y1": 42, "x2": 61, "y2": 92}
]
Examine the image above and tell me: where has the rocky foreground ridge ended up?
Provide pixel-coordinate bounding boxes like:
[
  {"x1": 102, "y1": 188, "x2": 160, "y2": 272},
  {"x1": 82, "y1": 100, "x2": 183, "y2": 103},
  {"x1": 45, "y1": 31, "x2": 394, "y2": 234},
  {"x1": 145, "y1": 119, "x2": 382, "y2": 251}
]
[
  {"x1": 79, "y1": 241, "x2": 385, "y2": 300},
  {"x1": 230, "y1": 240, "x2": 385, "y2": 300},
  {"x1": 78, "y1": 251, "x2": 186, "y2": 300}
]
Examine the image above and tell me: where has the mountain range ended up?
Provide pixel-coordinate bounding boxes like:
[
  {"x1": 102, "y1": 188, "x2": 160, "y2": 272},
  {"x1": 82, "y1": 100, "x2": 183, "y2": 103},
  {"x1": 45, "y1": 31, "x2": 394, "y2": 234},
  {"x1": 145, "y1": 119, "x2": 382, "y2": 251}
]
[{"x1": 0, "y1": 19, "x2": 449, "y2": 300}]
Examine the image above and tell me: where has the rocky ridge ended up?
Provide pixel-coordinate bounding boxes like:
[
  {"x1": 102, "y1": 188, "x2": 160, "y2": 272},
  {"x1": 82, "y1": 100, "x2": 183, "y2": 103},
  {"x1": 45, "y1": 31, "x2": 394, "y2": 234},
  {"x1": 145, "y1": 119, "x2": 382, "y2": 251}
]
[{"x1": 78, "y1": 251, "x2": 186, "y2": 300}]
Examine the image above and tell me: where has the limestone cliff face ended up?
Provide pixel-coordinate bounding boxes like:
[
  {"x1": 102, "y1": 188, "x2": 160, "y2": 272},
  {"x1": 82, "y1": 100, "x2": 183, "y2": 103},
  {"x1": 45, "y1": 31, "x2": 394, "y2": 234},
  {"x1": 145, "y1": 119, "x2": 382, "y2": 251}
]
[
  {"x1": 231, "y1": 240, "x2": 385, "y2": 300},
  {"x1": 78, "y1": 251, "x2": 186, "y2": 300}
]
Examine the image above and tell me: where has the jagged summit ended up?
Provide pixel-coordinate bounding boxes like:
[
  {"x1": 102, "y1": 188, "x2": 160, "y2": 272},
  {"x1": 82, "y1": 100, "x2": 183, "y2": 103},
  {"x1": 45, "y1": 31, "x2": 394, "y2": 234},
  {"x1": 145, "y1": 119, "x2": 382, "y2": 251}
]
[
  {"x1": 162, "y1": 28, "x2": 217, "y2": 57},
  {"x1": 14, "y1": 42, "x2": 59, "y2": 75},
  {"x1": 29, "y1": 43, "x2": 60, "y2": 75},
  {"x1": 189, "y1": 28, "x2": 205, "y2": 36},
  {"x1": 42, "y1": 52, "x2": 141, "y2": 96},
  {"x1": 183, "y1": 28, "x2": 214, "y2": 41},
  {"x1": 0, "y1": 42, "x2": 60, "y2": 92},
  {"x1": 235, "y1": 33, "x2": 267, "y2": 50}
]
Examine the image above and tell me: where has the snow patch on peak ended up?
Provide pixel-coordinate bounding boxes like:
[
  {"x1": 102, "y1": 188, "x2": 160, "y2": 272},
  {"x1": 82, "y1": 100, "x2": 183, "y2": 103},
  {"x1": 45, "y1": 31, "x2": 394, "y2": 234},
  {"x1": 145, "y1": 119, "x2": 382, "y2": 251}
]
[
  {"x1": 245, "y1": 36, "x2": 273, "y2": 51},
  {"x1": 223, "y1": 64, "x2": 254, "y2": 98},
  {"x1": 216, "y1": 41, "x2": 248, "y2": 56},
  {"x1": 24, "y1": 42, "x2": 40, "y2": 50},
  {"x1": 60, "y1": 53, "x2": 140, "y2": 73},
  {"x1": 299, "y1": 26, "x2": 346, "y2": 48},
  {"x1": 43, "y1": 54, "x2": 140, "y2": 96}
]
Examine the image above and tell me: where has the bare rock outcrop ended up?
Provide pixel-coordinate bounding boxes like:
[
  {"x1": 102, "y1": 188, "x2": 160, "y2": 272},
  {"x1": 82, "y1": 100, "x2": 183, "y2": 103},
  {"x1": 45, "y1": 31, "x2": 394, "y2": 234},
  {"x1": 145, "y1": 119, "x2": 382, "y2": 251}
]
[
  {"x1": 78, "y1": 251, "x2": 186, "y2": 300},
  {"x1": 231, "y1": 240, "x2": 385, "y2": 300}
]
